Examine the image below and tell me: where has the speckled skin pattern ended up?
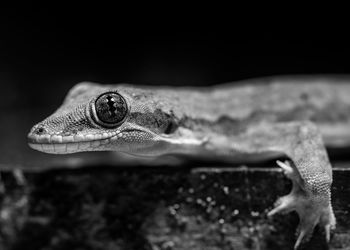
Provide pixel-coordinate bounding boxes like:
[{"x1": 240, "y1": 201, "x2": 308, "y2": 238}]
[{"x1": 28, "y1": 76, "x2": 350, "y2": 249}]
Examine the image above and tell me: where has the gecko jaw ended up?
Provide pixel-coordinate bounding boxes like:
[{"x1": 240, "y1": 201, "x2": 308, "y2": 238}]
[
  {"x1": 27, "y1": 126, "x2": 159, "y2": 154},
  {"x1": 28, "y1": 139, "x2": 112, "y2": 154},
  {"x1": 28, "y1": 130, "x2": 118, "y2": 144},
  {"x1": 27, "y1": 131, "x2": 120, "y2": 154}
]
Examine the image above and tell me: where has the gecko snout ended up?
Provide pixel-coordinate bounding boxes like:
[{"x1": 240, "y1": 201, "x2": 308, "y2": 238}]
[
  {"x1": 27, "y1": 124, "x2": 49, "y2": 144},
  {"x1": 33, "y1": 126, "x2": 46, "y2": 135}
]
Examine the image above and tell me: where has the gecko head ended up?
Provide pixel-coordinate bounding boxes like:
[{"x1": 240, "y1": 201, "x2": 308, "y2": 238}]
[{"x1": 27, "y1": 82, "x2": 184, "y2": 155}]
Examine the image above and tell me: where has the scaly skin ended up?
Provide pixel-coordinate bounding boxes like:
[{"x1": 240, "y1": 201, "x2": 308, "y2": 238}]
[{"x1": 27, "y1": 76, "x2": 350, "y2": 249}]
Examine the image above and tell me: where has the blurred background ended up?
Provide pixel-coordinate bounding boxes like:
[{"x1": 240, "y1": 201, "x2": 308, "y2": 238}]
[{"x1": 1, "y1": 8, "x2": 350, "y2": 168}]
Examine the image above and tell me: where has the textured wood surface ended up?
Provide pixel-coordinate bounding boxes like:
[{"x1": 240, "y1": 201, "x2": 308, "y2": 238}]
[{"x1": 0, "y1": 165, "x2": 349, "y2": 250}]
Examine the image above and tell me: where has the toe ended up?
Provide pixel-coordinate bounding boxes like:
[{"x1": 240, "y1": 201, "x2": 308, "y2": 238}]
[
  {"x1": 276, "y1": 160, "x2": 294, "y2": 176},
  {"x1": 267, "y1": 195, "x2": 295, "y2": 217},
  {"x1": 324, "y1": 224, "x2": 331, "y2": 242},
  {"x1": 294, "y1": 212, "x2": 319, "y2": 249},
  {"x1": 276, "y1": 160, "x2": 300, "y2": 182},
  {"x1": 319, "y1": 204, "x2": 336, "y2": 243}
]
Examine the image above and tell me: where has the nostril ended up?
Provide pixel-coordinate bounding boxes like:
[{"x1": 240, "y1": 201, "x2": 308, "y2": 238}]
[{"x1": 34, "y1": 127, "x2": 46, "y2": 135}]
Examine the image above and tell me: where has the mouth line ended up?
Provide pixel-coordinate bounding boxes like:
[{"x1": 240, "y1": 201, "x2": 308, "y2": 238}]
[
  {"x1": 27, "y1": 129, "x2": 150, "y2": 153},
  {"x1": 28, "y1": 129, "x2": 152, "y2": 154},
  {"x1": 27, "y1": 131, "x2": 122, "y2": 145},
  {"x1": 27, "y1": 129, "x2": 148, "y2": 145},
  {"x1": 28, "y1": 138, "x2": 111, "y2": 154},
  {"x1": 28, "y1": 138, "x2": 109, "y2": 145}
]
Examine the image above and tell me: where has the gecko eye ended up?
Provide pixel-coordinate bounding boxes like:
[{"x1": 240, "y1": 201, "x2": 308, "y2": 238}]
[{"x1": 93, "y1": 92, "x2": 128, "y2": 127}]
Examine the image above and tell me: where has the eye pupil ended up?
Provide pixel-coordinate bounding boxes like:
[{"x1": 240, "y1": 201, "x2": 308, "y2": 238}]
[
  {"x1": 94, "y1": 92, "x2": 127, "y2": 126},
  {"x1": 106, "y1": 96, "x2": 117, "y2": 118}
]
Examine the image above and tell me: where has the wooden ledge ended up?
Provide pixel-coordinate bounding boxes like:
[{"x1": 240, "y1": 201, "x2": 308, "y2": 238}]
[{"x1": 0, "y1": 166, "x2": 349, "y2": 250}]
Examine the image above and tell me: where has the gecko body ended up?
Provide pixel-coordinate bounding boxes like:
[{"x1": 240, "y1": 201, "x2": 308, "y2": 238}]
[{"x1": 28, "y1": 76, "x2": 349, "y2": 249}]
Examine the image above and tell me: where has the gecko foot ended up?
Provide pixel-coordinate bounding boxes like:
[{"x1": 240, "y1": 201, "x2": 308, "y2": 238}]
[
  {"x1": 294, "y1": 202, "x2": 335, "y2": 249},
  {"x1": 268, "y1": 160, "x2": 335, "y2": 249}
]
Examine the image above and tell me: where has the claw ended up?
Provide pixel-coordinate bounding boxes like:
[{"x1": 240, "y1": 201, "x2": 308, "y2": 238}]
[
  {"x1": 267, "y1": 195, "x2": 295, "y2": 217},
  {"x1": 325, "y1": 224, "x2": 331, "y2": 243},
  {"x1": 276, "y1": 160, "x2": 293, "y2": 174},
  {"x1": 320, "y1": 204, "x2": 336, "y2": 243},
  {"x1": 294, "y1": 231, "x2": 307, "y2": 250},
  {"x1": 277, "y1": 160, "x2": 297, "y2": 182},
  {"x1": 294, "y1": 211, "x2": 318, "y2": 249}
]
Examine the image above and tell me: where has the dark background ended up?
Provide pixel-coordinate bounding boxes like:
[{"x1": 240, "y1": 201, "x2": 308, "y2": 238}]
[{"x1": 1, "y1": 10, "x2": 350, "y2": 111}]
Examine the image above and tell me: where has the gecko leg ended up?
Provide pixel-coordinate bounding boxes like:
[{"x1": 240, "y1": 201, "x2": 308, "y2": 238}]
[{"x1": 229, "y1": 121, "x2": 336, "y2": 249}]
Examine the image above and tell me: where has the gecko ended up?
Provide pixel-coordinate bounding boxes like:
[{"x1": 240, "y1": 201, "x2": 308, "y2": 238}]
[{"x1": 27, "y1": 76, "x2": 348, "y2": 249}]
